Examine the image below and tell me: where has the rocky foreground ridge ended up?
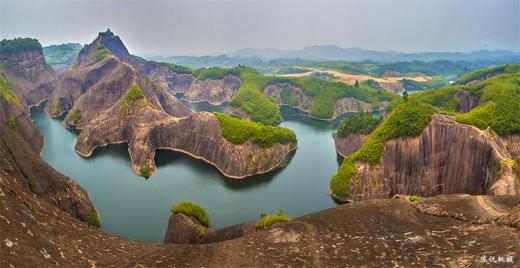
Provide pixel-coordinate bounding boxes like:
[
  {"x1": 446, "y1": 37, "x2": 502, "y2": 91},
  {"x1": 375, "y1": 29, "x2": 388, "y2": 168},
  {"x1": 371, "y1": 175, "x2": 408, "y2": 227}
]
[
  {"x1": 334, "y1": 114, "x2": 520, "y2": 201},
  {"x1": 2, "y1": 165, "x2": 520, "y2": 267}
]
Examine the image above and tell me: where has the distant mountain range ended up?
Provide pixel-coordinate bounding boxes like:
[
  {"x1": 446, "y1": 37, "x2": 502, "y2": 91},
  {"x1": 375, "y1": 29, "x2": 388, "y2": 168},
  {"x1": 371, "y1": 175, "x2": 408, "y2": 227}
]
[{"x1": 228, "y1": 45, "x2": 520, "y2": 63}]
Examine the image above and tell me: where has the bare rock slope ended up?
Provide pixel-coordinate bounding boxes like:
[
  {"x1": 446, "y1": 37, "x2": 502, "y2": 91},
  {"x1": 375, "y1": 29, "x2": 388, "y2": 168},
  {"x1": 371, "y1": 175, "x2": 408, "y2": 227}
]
[{"x1": 47, "y1": 30, "x2": 295, "y2": 178}]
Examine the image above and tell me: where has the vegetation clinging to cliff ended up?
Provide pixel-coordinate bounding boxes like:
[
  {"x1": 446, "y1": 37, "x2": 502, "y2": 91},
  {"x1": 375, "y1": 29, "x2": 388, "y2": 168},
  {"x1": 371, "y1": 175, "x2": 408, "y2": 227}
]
[
  {"x1": 171, "y1": 201, "x2": 210, "y2": 227},
  {"x1": 0, "y1": 38, "x2": 42, "y2": 55},
  {"x1": 0, "y1": 73, "x2": 20, "y2": 104},
  {"x1": 330, "y1": 102, "x2": 436, "y2": 199},
  {"x1": 87, "y1": 212, "x2": 100, "y2": 227},
  {"x1": 120, "y1": 84, "x2": 147, "y2": 114},
  {"x1": 214, "y1": 113, "x2": 296, "y2": 148},
  {"x1": 256, "y1": 210, "x2": 291, "y2": 229},
  {"x1": 70, "y1": 109, "x2": 81, "y2": 124},
  {"x1": 91, "y1": 45, "x2": 111, "y2": 62},
  {"x1": 337, "y1": 112, "x2": 382, "y2": 137}
]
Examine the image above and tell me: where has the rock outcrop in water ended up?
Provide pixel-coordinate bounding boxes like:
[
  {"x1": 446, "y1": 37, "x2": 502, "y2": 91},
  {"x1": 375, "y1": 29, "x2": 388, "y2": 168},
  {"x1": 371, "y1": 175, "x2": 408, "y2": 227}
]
[
  {"x1": 46, "y1": 30, "x2": 294, "y2": 178},
  {"x1": 334, "y1": 114, "x2": 520, "y2": 201}
]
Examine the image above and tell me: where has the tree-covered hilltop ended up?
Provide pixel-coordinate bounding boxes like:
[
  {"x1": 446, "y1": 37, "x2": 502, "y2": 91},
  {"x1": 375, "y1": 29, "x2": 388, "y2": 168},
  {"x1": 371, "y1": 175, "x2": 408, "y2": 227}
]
[
  {"x1": 43, "y1": 43, "x2": 82, "y2": 65},
  {"x1": 0, "y1": 38, "x2": 42, "y2": 55},
  {"x1": 330, "y1": 63, "x2": 520, "y2": 200}
]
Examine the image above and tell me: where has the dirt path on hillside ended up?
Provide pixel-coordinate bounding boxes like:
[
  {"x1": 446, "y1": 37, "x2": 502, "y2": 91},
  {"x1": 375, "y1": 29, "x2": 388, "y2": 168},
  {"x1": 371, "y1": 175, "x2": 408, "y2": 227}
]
[
  {"x1": 475, "y1": 195, "x2": 509, "y2": 217},
  {"x1": 275, "y1": 66, "x2": 433, "y2": 85}
]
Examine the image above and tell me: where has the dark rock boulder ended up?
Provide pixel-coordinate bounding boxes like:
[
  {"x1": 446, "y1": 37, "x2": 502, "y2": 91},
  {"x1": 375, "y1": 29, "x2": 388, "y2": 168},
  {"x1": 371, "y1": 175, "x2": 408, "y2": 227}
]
[
  {"x1": 163, "y1": 213, "x2": 204, "y2": 244},
  {"x1": 455, "y1": 90, "x2": 479, "y2": 112}
]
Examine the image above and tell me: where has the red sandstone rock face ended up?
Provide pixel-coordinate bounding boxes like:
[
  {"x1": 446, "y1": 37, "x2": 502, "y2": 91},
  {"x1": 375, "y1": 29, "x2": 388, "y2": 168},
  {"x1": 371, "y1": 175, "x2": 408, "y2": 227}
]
[{"x1": 334, "y1": 115, "x2": 520, "y2": 201}]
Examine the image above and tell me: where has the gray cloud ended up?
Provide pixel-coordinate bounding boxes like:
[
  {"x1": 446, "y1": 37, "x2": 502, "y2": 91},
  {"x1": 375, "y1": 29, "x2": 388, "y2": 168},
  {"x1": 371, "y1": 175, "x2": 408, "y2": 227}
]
[{"x1": 1, "y1": 0, "x2": 518, "y2": 55}]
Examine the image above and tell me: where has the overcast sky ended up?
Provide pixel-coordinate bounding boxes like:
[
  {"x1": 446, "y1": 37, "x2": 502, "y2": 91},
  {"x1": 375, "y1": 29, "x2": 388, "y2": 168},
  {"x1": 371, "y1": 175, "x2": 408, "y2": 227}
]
[{"x1": 1, "y1": 0, "x2": 519, "y2": 56}]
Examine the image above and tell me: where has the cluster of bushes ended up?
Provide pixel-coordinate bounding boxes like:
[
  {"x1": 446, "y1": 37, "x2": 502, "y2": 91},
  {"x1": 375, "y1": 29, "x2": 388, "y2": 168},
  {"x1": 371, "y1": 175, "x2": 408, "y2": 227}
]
[
  {"x1": 43, "y1": 43, "x2": 81, "y2": 65},
  {"x1": 160, "y1": 62, "x2": 193, "y2": 74},
  {"x1": 0, "y1": 73, "x2": 20, "y2": 104},
  {"x1": 171, "y1": 201, "x2": 210, "y2": 227},
  {"x1": 401, "y1": 77, "x2": 449, "y2": 91},
  {"x1": 119, "y1": 84, "x2": 146, "y2": 114},
  {"x1": 91, "y1": 45, "x2": 111, "y2": 62},
  {"x1": 193, "y1": 66, "x2": 257, "y2": 80},
  {"x1": 0, "y1": 38, "x2": 42, "y2": 55},
  {"x1": 8, "y1": 116, "x2": 16, "y2": 130},
  {"x1": 337, "y1": 112, "x2": 382, "y2": 137},
  {"x1": 267, "y1": 76, "x2": 395, "y2": 119},
  {"x1": 454, "y1": 69, "x2": 520, "y2": 136},
  {"x1": 87, "y1": 212, "x2": 100, "y2": 227},
  {"x1": 230, "y1": 73, "x2": 282, "y2": 125},
  {"x1": 214, "y1": 112, "x2": 296, "y2": 148},
  {"x1": 70, "y1": 109, "x2": 81, "y2": 124},
  {"x1": 280, "y1": 88, "x2": 298, "y2": 106},
  {"x1": 330, "y1": 102, "x2": 436, "y2": 199},
  {"x1": 140, "y1": 165, "x2": 152, "y2": 177},
  {"x1": 272, "y1": 67, "x2": 310, "y2": 75},
  {"x1": 256, "y1": 210, "x2": 291, "y2": 229}
]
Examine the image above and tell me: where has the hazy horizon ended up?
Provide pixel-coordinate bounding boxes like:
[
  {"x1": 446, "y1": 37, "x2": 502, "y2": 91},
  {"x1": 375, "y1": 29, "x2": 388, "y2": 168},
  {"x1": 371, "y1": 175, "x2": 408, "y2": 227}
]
[{"x1": 1, "y1": 0, "x2": 519, "y2": 56}]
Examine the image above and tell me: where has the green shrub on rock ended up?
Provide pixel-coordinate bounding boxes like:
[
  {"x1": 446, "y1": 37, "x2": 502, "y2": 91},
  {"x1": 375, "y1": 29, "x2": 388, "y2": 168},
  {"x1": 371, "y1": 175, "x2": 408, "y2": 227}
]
[
  {"x1": 171, "y1": 201, "x2": 210, "y2": 227},
  {"x1": 256, "y1": 210, "x2": 291, "y2": 229}
]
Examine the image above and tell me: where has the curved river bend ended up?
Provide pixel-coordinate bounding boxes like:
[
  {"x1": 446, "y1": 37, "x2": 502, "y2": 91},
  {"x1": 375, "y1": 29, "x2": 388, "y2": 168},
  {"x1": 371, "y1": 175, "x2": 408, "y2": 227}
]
[{"x1": 32, "y1": 104, "x2": 340, "y2": 242}]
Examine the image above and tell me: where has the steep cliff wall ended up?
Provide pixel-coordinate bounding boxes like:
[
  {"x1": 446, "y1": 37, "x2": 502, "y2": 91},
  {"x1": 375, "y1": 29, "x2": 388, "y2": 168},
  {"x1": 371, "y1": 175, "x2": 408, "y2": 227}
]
[
  {"x1": 0, "y1": 50, "x2": 57, "y2": 106},
  {"x1": 264, "y1": 82, "x2": 313, "y2": 112},
  {"x1": 0, "y1": 83, "x2": 95, "y2": 222},
  {"x1": 332, "y1": 133, "x2": 368, "y2": 158},
  {"x1": 337, "y1": 115, "x2": 520, "y2": 201},
  {"x1": 183, "y1": 75, "x2": 240, "y2": 105}
]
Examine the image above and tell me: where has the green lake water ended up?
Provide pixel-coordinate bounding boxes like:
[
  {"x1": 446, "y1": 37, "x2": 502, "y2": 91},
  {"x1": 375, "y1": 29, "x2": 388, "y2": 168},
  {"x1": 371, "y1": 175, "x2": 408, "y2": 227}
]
[{"x1": 31, "y1": 103, "x2": 340, "y2": 242}]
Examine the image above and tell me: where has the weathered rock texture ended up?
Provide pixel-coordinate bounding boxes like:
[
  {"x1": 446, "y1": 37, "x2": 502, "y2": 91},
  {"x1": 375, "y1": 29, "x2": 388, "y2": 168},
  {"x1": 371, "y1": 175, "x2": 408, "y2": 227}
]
[
  {"x1": 0, "y1": 50, "x2": 95, "y2": 222},
  {"x1": 0, "y1": 50, "x2": 57, "y2": 106},
  {"x1": 332, "y1": 132, "x2": 368, "y2": 158},
  {"x1": 2, "y1": 172, "x2": 520, "y2": 268},
  {"x1": 183, "y1": 75, "x2": 241, "y2": 105},
  {"x1": 333, "y1": 98, "x2": 389, "y2": 118},
  {"x1": 45, "y1": 31, "x2": 294, "y2": 178},
  {"x1": 337, "y1": 114, "x2": 520, "y2": 201},
  {"x1": 264, "y1": 82, "x2": 313, "y2": 112},
  {"x1": 164, "y1": 211, "x2": 257, "y2": 244},
  {"x1": 75, "y1": 109, "x2": 295, "y2": 178}
]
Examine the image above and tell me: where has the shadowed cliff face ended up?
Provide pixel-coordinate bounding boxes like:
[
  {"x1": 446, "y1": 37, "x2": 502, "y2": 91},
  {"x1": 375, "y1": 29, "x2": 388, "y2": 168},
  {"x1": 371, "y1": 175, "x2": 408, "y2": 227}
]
[
  {"x1": 183, "y1": 75, "x2": 241, "y2": 105},
  {"x1": 332, "y1": 132, "x2": 368, "y2": 158},
  {"x1": 335, "y1": 115, "x2": 520, "y2": 201},
  {"x1": 0, "y1": 50, "x2": 58, "y2": 106},
  {"x1": 264, "y1": 83, "x2": 313, "y2": 112}
]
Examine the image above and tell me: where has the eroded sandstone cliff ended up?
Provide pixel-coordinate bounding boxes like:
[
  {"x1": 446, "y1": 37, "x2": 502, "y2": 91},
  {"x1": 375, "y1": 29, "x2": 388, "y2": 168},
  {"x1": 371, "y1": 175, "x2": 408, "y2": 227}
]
[
  {"x1": 183, "y1": 74, "x2": 241, "y2": 105},
  {"x1": 0, "y1": 50, "x2": 57, "y2": 106},
  {"x1": 334, "y1": 114, "x2": 520, "y2": 201}
]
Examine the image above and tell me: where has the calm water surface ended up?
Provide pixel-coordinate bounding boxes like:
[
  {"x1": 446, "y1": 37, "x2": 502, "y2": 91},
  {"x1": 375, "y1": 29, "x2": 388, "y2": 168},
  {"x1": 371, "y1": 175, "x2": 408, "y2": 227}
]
[{"x1": 32, "y1": 103, "x2": 340, "y2": 242}]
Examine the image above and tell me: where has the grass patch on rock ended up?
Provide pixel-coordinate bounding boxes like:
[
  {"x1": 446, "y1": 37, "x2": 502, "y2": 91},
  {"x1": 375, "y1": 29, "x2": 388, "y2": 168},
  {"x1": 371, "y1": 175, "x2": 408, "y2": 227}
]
[
  {"x1": 256, "y1": 210, "x2": 291, "y2": 229},
  {"x1": 214, "y1": 112, "x2": 296, "y2": 148},
  {"x1": 171, "y1": 201, "x2": 210, "y2": 227}
]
